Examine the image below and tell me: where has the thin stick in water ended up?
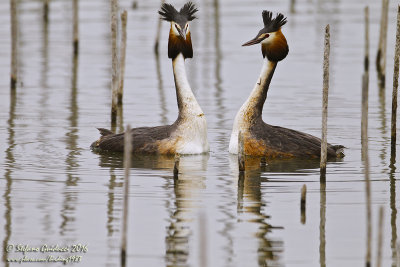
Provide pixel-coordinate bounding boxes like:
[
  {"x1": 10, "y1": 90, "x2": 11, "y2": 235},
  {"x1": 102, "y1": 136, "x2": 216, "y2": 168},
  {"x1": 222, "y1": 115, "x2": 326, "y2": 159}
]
[
  {"x1": 362, "y1": 7, "x2": 370, "y2": 151},
  {"x1": 111, "y1": 0, "x2": 119, "y2": 123},
  {"x1": 238, "y1": 131, "x2": 245, "y2": 172},
  {"x1": 376, "y1": 206, "x2": 385, "y2": 267},
  {"x1": 73, "y1": 0, "x2": 79, "y2": 56},
  {"x1": 154, "y1": 0, "x2": 165, "y2": 54},
  {"x1": 361, "y1": 73, "x2": 369, "y2": 160},
  {"x1": 300, "y1": 184, "x2": 307, "y2": 224},
  {"x1": 43, "y1": 0, "x2": 49, "y2": 23},
  {"x1": 320, "y1": 24, "x2": 330, "y2": 175},
  {"x1": 119, "y1": 10, "x2": 128, "y2": 105},
  {"x1": 364, "y1": 6, "x2": 369, "y2": 72},
  {"x1": 391, "y1": 5, "x2": 400, "y2": 159},
  {"x1": 376, "y1": 0, "x2": 389, "y2": 85},
  {"x1": 121, "y1": 125, "x2": 132, "y2": 267},
  {"x1": 10, "y1": 0, "x2": 18, "y2": 91}
]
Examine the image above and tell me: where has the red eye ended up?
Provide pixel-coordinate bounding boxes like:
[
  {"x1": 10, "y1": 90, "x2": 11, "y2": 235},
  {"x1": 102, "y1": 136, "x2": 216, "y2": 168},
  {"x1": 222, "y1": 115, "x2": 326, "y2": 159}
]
[{"x1": 265, "y1": 34, "x2": 270, "y2": 38}]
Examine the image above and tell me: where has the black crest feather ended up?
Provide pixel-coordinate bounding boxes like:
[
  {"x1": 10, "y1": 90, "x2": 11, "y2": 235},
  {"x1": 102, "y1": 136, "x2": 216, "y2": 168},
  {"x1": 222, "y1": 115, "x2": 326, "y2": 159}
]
[
  {"x1": 262, "y1": 10, "x2": 287, "y2": 33},
  {"x1": 159, "y1": 3, "x2": 179, "y2": 22},
  {"x1": 180, "y1": 2, "x2": 198, "y2": 21},
  {"x1": 159, "y1": 2, "x2": 198, "y2": 23}
]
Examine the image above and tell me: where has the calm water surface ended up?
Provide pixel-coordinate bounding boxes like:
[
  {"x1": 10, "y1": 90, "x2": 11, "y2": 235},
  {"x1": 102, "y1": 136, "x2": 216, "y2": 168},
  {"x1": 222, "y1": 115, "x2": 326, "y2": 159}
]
[{"x1": 1, "y1": 0, "x2": 400, "y2": 266}]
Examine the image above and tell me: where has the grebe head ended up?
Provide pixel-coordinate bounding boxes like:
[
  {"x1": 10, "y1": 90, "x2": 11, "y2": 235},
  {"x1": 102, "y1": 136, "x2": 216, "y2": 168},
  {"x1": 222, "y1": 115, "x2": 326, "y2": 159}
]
[
  {"x1": 242, "y1": 10, "x2": 289, "y2": 62},
  {"x1": 159, "y1": 2, "x2": 198, "y2": 59}
]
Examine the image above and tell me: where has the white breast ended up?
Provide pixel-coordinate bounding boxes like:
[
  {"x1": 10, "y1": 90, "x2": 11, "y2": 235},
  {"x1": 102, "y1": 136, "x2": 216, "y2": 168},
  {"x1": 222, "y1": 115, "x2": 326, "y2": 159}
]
[
  {"x1": 229, "y1": 108, "x2": 248, "y2": 154},
  {"x1": 175, "y1": 115, "x2": 209, "y2": 154}
]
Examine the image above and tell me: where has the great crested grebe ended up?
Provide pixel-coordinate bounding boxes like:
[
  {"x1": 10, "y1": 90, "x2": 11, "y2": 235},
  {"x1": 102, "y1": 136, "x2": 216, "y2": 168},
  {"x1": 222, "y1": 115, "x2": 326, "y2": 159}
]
[
  {"x1": 229, "y1": 11, "x2": 344, "y2": 159},
  {"x1": 91, "y1": 2, "x2": 209, "y2": 155}
]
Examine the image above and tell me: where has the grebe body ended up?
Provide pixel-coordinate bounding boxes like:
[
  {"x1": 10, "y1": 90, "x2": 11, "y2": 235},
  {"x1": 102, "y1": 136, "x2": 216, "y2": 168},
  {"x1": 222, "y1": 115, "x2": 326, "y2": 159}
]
[
  {"x1": 229, "y1": 11, "x2": 343, "y2": 159},
  {"x1": 91, "y1": 2, "x2": 209, "y2": 155}
]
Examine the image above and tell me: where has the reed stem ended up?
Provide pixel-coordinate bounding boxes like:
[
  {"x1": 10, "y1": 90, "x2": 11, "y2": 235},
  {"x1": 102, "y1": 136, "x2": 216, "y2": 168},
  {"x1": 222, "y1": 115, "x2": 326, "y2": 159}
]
[
  {"x1": 73, "y1": 0, "x2": 79, "y2": 56},
  {"x1": 376, "y1": 0, "x2": 389, "y2": 86},
  {"x1": 391, "y1": 5, "x2": 400, "y2": 160},
  {"x1": 361, "y1": 73, "x2": 369, "y2": 160},
  {"x1": 118, "y1": 10, "x2": 127, "y2": 105},
  {"x1": 10, "y1": 0, "x2": 18, "y2": 91},
  {"x1": 320, "y1": 25, "x2": 330, "y2": 175},
  {"x1": 111, "y1": 0, "x2": 119, "y2": 123},
  {"x1": 43, "y1": 0, "x2": 49, "y2": 23},
  {"x1": 364, "y1": 6, "x2": 369, "y2": 72}
]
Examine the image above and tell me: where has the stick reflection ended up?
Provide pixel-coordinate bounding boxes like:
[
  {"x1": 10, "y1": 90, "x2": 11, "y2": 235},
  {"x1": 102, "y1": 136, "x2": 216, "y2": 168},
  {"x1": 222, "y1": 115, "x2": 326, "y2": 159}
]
[
  {"x1": 166, "y1": 155, "x2": 209, "y2": 266},
  {"x1": 60, "y1": 52, "x2": 81, "y2": 236},
  {"x1": 236, "y1": 158, "x2": 284, "y2": 266}
]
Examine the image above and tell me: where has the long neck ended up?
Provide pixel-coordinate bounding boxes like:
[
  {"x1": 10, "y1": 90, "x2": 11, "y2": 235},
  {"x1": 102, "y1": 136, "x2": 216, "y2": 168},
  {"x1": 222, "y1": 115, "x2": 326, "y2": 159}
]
[
  {"x1": 241, "y1": 58, "x2": 277, "y2": 122},
  {"x1": 172, "y1": 53, "x2": 203, "y2": 118}
]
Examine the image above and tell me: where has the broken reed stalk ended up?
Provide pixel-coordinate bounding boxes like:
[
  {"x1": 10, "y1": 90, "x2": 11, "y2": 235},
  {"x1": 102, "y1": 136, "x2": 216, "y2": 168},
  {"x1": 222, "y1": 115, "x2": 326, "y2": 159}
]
[
  {"x1": 391, "y1": 5, "x2": 400, "y2": 159},
  {"x1": 154, "y1": 0, "x2": 165, "y2": 54},
  {"x1": 121, "y1": 125, "x2": 132, "y2": 267},
  {"x1": 111, "y1": 0, "x2": 119, "y2": 123},
  {"x1": 300, "y1": 184, "x2": 307, "y2": 224},
  {"x1": 173, "y1": 154, "x2": 180, "y2": 179},
  {"x1": 320, "y1": 25, "x2": 330, "y2": 175},
  {"x1": 361, "y1": 15, "x2": 371, "y2": 264},
  {"x1": 376, "y1": 0, "x2": 389, "y2": 85},
  {"x1": 364, "y1": 6, "x2": 369, "y2": 72},
  {"x1": 376, "y1": 206, "x2": 384, "y2": 267},
  {"x1": 10, "y1": 0, "x2": 18, "y2": 91},
  {"x1": 238, "y1": 131, "x2": 245, "y2": 172},
  {"x1": 118, "y1": 10, "x2": 127, "y2": 105},
  {"x1": 43, "y1": 0, "x2": 49, "y2": 23},
  {"x1": 73, "y1": 0, "x2": 79, "y2": 56},
  {"x1": 362, "y1": 7, "x2": 369, "y2": 154}
]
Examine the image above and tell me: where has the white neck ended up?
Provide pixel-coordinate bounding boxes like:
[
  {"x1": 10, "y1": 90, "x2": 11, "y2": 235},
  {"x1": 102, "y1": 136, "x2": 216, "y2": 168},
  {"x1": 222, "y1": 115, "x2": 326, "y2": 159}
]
[
  {"x1": 240, "y1": 58, "x2": 276, "y2": 120},
  {"x1": 229, "y1": 58, "x2": 277, "y2": 154},
  {"x1": 172, "y1": 53, "x2": 204, "y2": 118}
]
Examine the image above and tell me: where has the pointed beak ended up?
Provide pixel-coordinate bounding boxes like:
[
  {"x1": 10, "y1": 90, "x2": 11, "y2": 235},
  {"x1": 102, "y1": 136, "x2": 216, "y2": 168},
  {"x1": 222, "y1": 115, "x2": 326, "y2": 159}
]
[
  {"x1": 179, "y1": 28, "x2": 187, "y2": 40},
  {"x1": 242, "y1": 37, "x2": 262, "y2": 46},
  {"x1": 242, "y1": 33, "x2": 269, "y2": 46}
]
